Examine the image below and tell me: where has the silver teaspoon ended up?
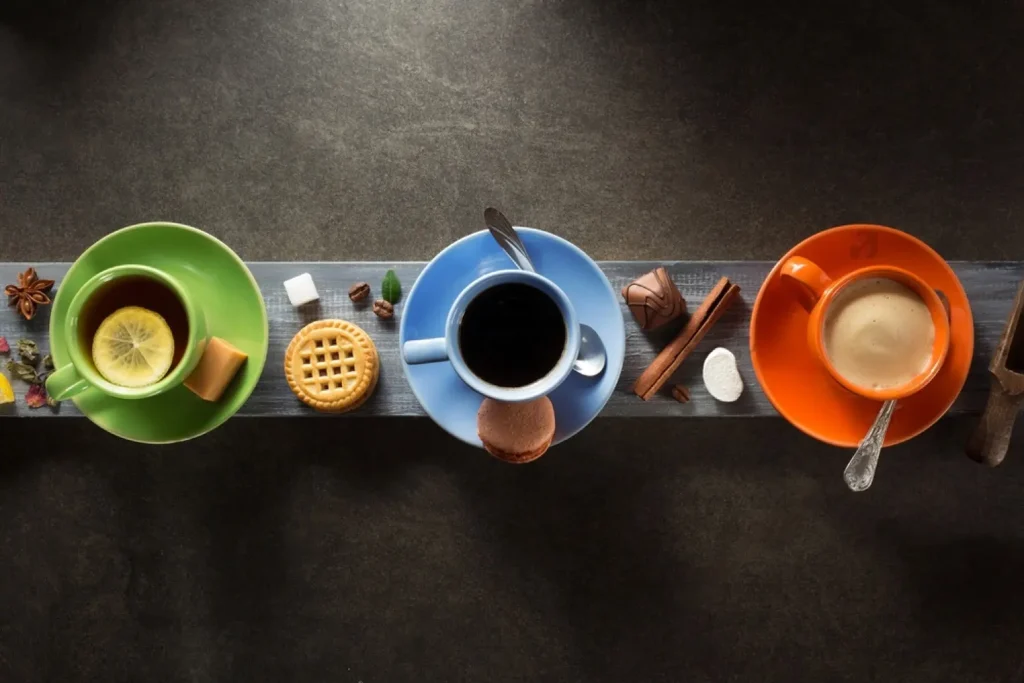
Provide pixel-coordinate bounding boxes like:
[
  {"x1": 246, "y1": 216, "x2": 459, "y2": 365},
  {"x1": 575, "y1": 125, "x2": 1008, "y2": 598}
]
[{"x1": 483, "y1": 207, "x2": 606, "y2": 378}]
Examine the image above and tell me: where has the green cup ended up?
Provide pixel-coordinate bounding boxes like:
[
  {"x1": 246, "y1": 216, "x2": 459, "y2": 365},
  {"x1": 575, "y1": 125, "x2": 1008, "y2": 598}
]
[{"x1": 46, "y1": 265, "x2": 209, "y2": 401}]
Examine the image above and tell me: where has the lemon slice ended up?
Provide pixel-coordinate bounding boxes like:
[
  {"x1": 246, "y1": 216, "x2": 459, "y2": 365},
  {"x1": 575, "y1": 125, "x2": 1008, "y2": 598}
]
[
  {"x1": 0, "y1": 373, "x2": 14, "y2": 405},
  {"x1": 92, "y1": 306, "x2": 175, "y2": 388}
]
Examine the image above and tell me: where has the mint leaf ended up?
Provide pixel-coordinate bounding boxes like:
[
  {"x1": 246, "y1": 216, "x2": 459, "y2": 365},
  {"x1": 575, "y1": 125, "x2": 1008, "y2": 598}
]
[
  {"x1": 16, "y1": 339, "x2": 39, "y2": 364},
  {"x1": 381, "y1": 270, "x2": 401, "y2": 304},
  {"x1": 6, "y1": 360, "x2": 40, "y2": 384}
]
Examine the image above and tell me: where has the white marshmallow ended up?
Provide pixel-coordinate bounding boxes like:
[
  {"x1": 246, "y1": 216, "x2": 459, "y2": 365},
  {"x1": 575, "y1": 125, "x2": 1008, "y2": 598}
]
[
  {"x1": 702, "y1": 347, "x2": 743, "y2": 403},
  {"x1": 284, "y1": 273, "x2": 319, "y2": 306}
]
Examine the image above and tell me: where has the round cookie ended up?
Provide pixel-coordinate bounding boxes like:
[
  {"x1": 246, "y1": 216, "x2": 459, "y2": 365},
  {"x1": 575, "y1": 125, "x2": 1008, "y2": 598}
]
[
  {"x1": 477, "y1": 396, "x2": 556, "y2": 463},
  {"x1": 285, "y1": 319, "x2": 379, "y2": 413}
]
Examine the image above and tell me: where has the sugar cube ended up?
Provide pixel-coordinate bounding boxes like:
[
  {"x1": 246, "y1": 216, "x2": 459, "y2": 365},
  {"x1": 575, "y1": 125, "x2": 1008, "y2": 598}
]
[{"x1": 284, "y1": 273, "x2": 319, "y2": 306}]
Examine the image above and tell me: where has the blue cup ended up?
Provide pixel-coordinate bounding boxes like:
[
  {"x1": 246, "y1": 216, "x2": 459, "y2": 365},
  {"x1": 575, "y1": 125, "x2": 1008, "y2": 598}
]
[{"x1": 402, "y1": 269, "x2": 581, "y2": 403}]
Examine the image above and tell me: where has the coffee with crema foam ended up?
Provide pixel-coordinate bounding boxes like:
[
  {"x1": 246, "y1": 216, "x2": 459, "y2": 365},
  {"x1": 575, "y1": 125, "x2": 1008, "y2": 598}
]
[{"x1": 823, "y1": 278, "x2": 935, "y2": 391}]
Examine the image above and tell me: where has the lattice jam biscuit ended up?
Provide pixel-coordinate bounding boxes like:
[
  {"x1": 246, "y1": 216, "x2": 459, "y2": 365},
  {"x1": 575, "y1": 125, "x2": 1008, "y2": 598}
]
[{"x1": 284, "y1": 319, "x2": 379, "y2": 413}]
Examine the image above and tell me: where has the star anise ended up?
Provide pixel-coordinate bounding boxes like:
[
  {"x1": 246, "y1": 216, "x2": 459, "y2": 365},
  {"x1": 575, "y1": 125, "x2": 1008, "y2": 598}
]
[{"x1": 5, "y1": 268, "x2": 55, "y2": 320}]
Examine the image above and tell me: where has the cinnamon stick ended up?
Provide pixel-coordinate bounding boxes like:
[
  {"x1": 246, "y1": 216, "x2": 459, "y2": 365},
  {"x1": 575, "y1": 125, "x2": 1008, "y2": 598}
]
[{"x1": 633, "y1": 277, "x2": 741, "y2": 400}]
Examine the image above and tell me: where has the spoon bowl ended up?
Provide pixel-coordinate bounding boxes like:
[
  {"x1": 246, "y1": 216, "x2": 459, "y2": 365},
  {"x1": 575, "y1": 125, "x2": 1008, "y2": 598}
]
[{"x1": 574, "y1": 324, "x2": 606, "y2": 377}]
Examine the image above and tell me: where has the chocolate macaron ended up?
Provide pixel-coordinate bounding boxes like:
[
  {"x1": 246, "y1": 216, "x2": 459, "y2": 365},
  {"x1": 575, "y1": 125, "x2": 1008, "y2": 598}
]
[{"x1": 477, "y1": 396, "x2": 556, "y2": 463}]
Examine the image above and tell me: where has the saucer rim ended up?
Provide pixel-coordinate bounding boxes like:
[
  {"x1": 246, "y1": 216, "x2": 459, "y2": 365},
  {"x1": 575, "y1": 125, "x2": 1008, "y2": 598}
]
[
  {"x1": 49, "y1": 221, "x2": 270, "y2": 445},
  {"x1": 399, "y1": 227, "x2": 626, "y2": 449},
  {"x1": 749, "y1": 223, "x2": 974, "y2": 447}
]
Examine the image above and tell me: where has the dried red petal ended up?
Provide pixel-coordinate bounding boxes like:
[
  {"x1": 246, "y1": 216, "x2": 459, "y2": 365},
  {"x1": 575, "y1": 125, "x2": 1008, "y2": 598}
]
[
  {"x1": 25, "y1": 384, "x2": 47, "y2": 408},
  {"x1": 0, "y1": 337, "x2": 8, "y2": 354}
]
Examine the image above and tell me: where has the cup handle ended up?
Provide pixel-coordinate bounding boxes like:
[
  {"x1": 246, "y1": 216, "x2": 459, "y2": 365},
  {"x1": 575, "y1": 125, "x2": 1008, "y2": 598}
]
[
  {"x1": 403, "y1": 338, "x2": 449, "y2": 365},
  {"x1": 46, "y1": 364, "x2": 92, "y2": 401},
  {"x1": 780, "y1": 256, "x2": 833, "y2": 310}
]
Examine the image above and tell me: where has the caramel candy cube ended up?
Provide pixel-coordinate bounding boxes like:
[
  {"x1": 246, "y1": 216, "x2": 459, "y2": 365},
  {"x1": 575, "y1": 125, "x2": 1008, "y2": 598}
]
[{"x1": 184, "y1": 337, "x2": 248, "y2": 402}]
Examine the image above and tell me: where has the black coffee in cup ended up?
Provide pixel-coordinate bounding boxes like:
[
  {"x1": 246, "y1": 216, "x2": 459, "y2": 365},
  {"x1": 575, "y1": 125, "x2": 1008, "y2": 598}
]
[{"x1": 459, "y1": 282, "x2": 566, "y2": 387}]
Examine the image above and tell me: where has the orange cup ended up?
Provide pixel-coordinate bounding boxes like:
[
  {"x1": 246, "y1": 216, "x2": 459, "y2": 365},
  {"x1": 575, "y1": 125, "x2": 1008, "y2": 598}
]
[{"x1": 780, "y1": 256, "x2": 951, "y2": 402}]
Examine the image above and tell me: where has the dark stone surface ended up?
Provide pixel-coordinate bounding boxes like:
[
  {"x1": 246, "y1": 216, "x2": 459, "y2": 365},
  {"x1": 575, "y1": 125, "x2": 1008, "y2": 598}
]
[
  {"x1": 4, "y1": 0, "x2": 1024, "y2": 681},
  {"x1": 2, "y1": 0, "x2": 1024, "y2": 263},
  {"x1": 6, "y1": 418, "x2": 1024, "y2": 683}
]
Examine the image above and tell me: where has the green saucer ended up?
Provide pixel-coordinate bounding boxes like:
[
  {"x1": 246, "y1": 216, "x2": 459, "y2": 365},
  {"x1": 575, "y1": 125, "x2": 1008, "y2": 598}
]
[{"x1": 49, "y1": 222, "x2": 268, "y2": 444}]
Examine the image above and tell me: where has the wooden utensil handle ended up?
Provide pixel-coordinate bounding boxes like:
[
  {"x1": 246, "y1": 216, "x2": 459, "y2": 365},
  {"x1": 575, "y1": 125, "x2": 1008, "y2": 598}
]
[{"x1": 967, "y1": 379, "x2": 1024, "y2": 467}]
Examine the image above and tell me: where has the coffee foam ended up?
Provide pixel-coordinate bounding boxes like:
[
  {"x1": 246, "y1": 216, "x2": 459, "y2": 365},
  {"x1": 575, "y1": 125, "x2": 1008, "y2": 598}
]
[{"x1": 823, "y1": 277, "x2": 935, "y2": 391}]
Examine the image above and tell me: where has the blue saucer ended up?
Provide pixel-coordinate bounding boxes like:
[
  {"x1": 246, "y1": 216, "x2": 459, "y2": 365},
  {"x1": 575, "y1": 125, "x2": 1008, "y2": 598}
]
[{"x1": 400, "y1": 228, "x2": 625, "y2": 449}]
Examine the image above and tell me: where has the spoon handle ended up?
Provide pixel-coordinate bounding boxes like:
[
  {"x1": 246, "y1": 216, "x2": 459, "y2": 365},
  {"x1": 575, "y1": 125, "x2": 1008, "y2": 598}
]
[
  {"x1": 844, "y1": 399, "x2": 897, "y2": 492},
  {"x1": 484, "y1": 208, "x2": 535, "y2": 273}
]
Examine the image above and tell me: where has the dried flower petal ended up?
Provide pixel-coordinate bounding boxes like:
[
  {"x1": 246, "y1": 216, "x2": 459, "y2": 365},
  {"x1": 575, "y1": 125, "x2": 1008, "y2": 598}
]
[
  {"x1": 5, "y1": 360, "x2": 41, "y2": 384},
  {"x1": 16, "y1": 339, "x2": 39, "y2": 364},
  {"x1": 25, "y1": 384, "x2": 47, "y2": 408},
  {"x1": 32, "y1": 372, "x2": 57, "y2": 407},
  {"x1": 0, "y1": 337, "x2": 8, "y2": 354},
  {"x1": 42, "y1": 354, "x2": 54, "y2": 370}
]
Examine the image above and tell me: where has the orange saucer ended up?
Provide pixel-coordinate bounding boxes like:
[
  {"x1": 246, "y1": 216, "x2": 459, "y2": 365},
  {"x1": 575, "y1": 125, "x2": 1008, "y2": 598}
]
[{"x1": 750, "y1": 224, "x2": 974, "y2": 447}]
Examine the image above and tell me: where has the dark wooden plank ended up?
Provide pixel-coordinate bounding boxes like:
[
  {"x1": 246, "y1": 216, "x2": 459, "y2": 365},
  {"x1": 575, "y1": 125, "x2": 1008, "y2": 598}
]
[{"x1": 1, "y1": 261, "x2": 1019, "y2": 418}]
